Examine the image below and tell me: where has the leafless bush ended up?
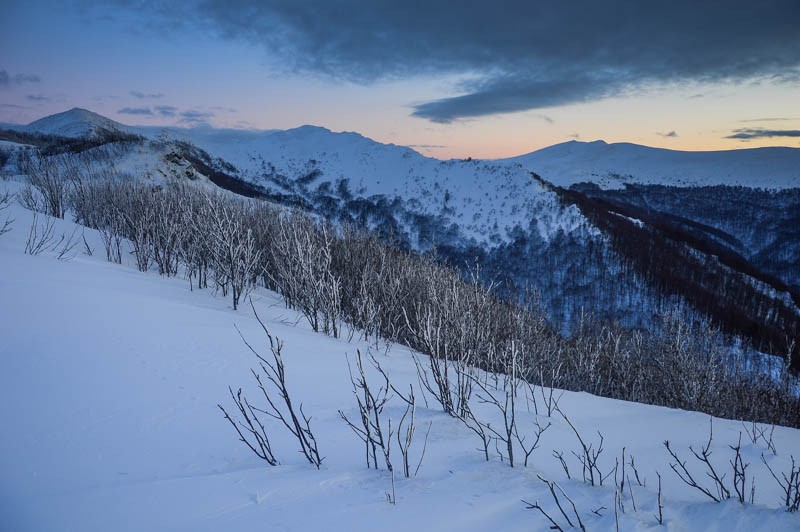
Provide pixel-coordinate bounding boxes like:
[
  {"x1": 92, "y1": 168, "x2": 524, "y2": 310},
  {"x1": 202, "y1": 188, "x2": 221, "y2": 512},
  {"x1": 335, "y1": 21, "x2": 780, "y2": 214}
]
[
  {"x1": 556, "y1": 406, "x2": 613, "y2": 487},
  {"x1": 220, "y1": 301, "x2": 323, "y2": 468},
  {"x1": 18, "y1": 184, "x2": 45, "y2": 213},
  {"x1": 762, "y1": 454, "x2": 800, "y2": 512},
  {"x1": 81, "y1": 231, "x2": 94, "y2": 256},
  {"x1": 664, "y1": 418, "x2": 755, "y2": 504},
  {"x1": 56, "y1": 226, "x2": 80, "y2": 261},
  {"x1": 460, "y1": 345, "x2": 550, "y2": 468},
  {"x1": 205, "y1": 194, "x2": 261, "y2": 310},
  {"x1": 339, "y1": 349, "x2": 393, "y2": 471},
  {"x1": 655, "y1": 472, "x2": 664, "y2": 525},
  {"x1": 219, "y1": 386, "x2": 278, "y2": 466},
  {"x1": 392, "y1": 384, "x2": 431, "y2": 479},
  {"x1": 25, "y1": 211, "x2": 58, "y2": 255},
  {"x1": 339, "y1": 348, "x2": 399, "y2": 502},
  {"x1": 523, "y1": 475, "x2": 587, "y2": 531},
  {"x1": 20, "y1": 152, "x2": 71, "y2": 218},
  {"x1": 743, "y1": 420, "x2": 776, "y2": 455},
  {"x1": 453, "y1": 369, "x2": 492, "y2": 461},
  {"x1": 471, "y1": 371, "x2": 518, "y2": 466},
  {"x1": 0, "y1": 191, "x2": 13, "y2": 237}
]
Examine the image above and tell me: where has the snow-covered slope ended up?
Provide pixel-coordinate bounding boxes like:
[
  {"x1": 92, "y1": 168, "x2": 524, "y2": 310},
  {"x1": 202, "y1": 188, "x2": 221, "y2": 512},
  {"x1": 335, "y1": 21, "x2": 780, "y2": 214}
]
[
  {"x1": 1, "y1": 184, "x2": 799, "y2": 531},
  {"x1": 152, "y1": 124, "x2": 587, "y2": 246},
  {"x1": 20, "y1": 108, "x2": 131, "y2": 138},
  {"x1": 507, "y1": 140, "x2": 800, "y2": 190}
]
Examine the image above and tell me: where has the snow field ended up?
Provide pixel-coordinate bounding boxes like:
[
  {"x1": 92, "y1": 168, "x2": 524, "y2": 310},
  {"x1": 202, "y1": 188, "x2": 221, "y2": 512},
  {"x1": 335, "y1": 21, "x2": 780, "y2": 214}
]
[{"x1": 0, "y1": 183, "x2": 799, "y2": 531}]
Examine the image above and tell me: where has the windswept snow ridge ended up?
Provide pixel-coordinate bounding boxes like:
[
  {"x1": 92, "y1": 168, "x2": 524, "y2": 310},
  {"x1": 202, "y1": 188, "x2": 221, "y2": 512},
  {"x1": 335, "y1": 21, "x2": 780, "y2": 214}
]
[{"x1": 508, "y1": 139, "x2": 800, "y2": 190}]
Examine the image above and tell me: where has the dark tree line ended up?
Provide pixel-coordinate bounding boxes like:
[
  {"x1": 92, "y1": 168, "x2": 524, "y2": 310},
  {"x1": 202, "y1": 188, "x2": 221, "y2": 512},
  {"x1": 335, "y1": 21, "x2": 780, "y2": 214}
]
[
  {"x1": 555, "y1": 184, "x2": 800, "y2": 373},
  {"x1": 0, "y1": 128, "x2": 143, "y2": 156}
]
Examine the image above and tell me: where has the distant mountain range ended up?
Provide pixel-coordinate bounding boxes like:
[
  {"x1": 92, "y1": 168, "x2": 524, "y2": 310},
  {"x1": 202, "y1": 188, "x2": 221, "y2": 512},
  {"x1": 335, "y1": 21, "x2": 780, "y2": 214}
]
[{"x1": 2, "y1": 108, "x2": 799, "y2": 368}]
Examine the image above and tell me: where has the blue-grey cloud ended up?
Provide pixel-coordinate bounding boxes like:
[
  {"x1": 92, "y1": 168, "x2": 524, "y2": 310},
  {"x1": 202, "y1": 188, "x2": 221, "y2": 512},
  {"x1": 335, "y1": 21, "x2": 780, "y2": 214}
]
[
  {"x1": 154, "y1": 105, "x2": 177, "y2": 117},
  {"x1": 94, "y1": 1, "x2": 800, "y2": 122},
  {"x1": 726, "y1": 128, "x2": 800, "y2": 140},
  {"x1": 118, "y1": 106, "x2": 154, "y2": 115},
  {"x1": 26, "y1": 94, "x2": 50, "y2": 102},
  {"x1": 117, "y1": 105, "x2": 194, "y2": 119},
  {"x1": 179, "y1": 109, "x2": 214, "y2": 124},
  {"x1": 739, "y1": 117, "x2": 794, "y2": 123},
  {"x1": 0, "y1": 69, "x2": 41, "y2": 88},
  {"x1": 657, "y1": 130, "x2": 678, "y2": 138},
  {"x1": 130, "y1": 90, "x2": 165, "y2": 99}
]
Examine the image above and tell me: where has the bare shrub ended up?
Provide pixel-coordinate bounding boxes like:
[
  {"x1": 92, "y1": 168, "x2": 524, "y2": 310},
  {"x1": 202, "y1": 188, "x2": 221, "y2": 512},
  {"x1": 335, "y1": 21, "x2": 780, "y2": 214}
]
[
  {"x1": 0, "y1": 191, "x2": 13, "y2": 237},
  {"x1": 339, "y1": 349, "x2": 392, "y2": 471},
  {"x1": 24, "y1": 211, "x2": 59, "y2": 255},
  {"x1": 20, "y1": 152, "x2": 71, "y2": 218},
  {"x1": 557, "y1": 406, "x2": 612, "y2": 486},
  {"x1": 664, "y1": 418, "x2": 755, "y2": 504},
  {"x1": 220, "y1": 301, "x2": 323, "y2": 468},
  {"x1": 761, "y1": 454, "x2": 800, "y2": 512},
  {"x1": 524, "y1": 475, "x2": 587, "y2": 531}
]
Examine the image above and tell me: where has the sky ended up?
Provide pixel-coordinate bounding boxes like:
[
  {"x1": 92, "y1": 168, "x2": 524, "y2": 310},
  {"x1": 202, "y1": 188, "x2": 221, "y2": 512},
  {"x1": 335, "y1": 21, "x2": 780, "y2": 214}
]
[{"x1": 1, "y1": 1, "x2": 799, "y2": 159}]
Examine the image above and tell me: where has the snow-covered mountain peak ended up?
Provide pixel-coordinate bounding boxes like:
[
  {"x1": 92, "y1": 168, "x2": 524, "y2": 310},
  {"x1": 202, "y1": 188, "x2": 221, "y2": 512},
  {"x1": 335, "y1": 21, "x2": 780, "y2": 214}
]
[
  {"x1": 510, "y1": 139, "x2": 800, "y2": 189},
  {"x1": 23, "y1": 107, "x2": 129, "y2": 139}
]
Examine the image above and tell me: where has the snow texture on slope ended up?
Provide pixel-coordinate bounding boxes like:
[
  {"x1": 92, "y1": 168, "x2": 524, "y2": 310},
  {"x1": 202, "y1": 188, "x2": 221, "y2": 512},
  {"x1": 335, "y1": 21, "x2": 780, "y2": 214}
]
[
  {"x1": 1, "y1": 182, "x2": 800, "y2": 531},
  {"x1": 508, "y1": 140, "x2": 800, "y2": 190}
]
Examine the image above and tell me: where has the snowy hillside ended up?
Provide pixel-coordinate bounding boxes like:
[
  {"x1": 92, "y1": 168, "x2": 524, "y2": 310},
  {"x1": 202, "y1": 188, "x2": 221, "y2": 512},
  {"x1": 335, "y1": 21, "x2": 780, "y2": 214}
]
[
  {"x1": 154, "y1": 124, "x2": 587, "y2": 246},
  {"x1": 1, "y1": 182, "x2": 800, "y2": 531},
  {"x1": 11, "y1": 110, "x2": 588, "y2": 248},
  {"x1": 19, "y1": 108, "x2": 131, "y2": 139},
  {"x1": 7, "y1": 109, "x2": 799, "y2": 353},
  {"x1": 508, "y1": 140, "x2": 800, "y2": 190}
]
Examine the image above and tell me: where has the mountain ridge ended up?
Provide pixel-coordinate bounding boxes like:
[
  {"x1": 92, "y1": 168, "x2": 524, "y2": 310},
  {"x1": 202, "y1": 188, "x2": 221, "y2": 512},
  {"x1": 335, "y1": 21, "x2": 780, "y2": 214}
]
[{"x1": 7, "y1": 108, "x2": 800, "y2": 190}]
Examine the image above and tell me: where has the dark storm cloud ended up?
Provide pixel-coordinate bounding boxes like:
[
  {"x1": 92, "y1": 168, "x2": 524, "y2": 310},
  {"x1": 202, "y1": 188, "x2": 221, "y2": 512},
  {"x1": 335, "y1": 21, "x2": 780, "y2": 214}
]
[
  {"x1": 102, "y1": 1, "x2": 800, "y2": 122},
  {"x1": 726, "y1": 128, "x2": 800, "y2": 140},
  {"x1": 0, "y1": 69, "x2": 41, "y2": 88},
  {"x1": 130, "y1": 90, "x2": 165, "y2": 99},
  {"x1": 119, "y1": 106, "x2": 154, "y2": 115}
]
